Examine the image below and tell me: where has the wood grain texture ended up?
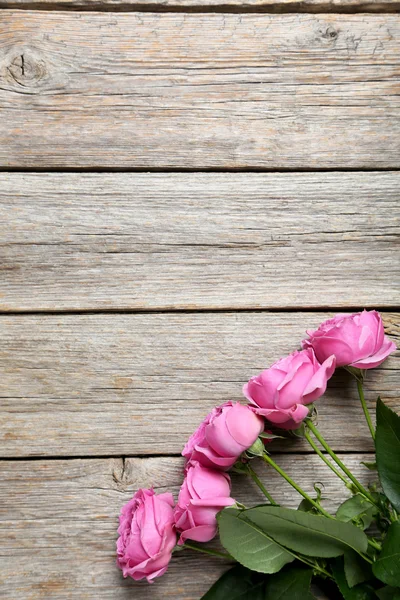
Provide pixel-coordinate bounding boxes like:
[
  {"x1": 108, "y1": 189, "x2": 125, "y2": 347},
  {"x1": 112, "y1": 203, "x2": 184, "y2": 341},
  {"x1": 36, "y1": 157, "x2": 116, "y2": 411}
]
[
  {"x1": 1, "y1": 172, "x2": 399, "y2": 311},
  {"x1": 1, "y1": 12, "x2": 400, "y2": 168},
  {"x1": 0, "y1": 454, "x2": 375, "y2": 599},
  {"x1": 2, "y1": 0, "x2": 400, "y2": 10},
  {"x1": 1, "y1": 312, "x2": 398, "y2": 457}
]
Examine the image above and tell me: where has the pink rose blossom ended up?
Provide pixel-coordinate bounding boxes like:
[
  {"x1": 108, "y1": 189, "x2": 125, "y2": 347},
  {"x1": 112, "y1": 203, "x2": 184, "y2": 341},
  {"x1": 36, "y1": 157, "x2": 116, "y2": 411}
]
[
  {"x1": 116, "y1": 488, "x2": 176, "y2": 583},
  {"x1": 174, "y1": 461, "x2": 235, "y2": 544},
  {"x1": 243, "y1": 349, "x2": 335, "y2": 429},
  {"x1": 302, "y1": 310, "x2": 396, "y2": 370},
  {"x1": 182, "y1": 402, "x2": 264, "y2": 470}
]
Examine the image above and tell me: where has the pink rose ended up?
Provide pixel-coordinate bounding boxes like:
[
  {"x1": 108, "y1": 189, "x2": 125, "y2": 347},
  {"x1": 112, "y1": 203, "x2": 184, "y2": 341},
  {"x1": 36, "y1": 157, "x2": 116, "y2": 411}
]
[
  {"x1": 302, "y1": 310, "x2": 396, "y2": 370},
  {"x1": 182, "y1": 402, "x2": 264, "y2": 470},
  {"x1": 116, "y1": 488, "x2": 176, "y2": 582},
  {"x1": 243, "y1": 349, "x2": 336, "y2": 429},
  {"x1": 174, "y1": 461, "x2": 235, "y2": 544}
]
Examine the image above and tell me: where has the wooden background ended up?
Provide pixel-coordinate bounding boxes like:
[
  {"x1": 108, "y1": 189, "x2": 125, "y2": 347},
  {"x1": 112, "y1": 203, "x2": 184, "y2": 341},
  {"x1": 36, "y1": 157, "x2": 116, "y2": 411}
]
[{"x1": 0, "y1": 1, "x2": 399, "y2": 598}]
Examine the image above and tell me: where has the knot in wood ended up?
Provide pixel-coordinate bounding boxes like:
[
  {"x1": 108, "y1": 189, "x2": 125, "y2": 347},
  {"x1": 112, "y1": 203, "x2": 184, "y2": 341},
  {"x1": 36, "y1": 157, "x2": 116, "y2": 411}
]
[
  {"x1": 322, "y1": 26, "x2": 338, "y2": 42},
  {"x1": 7, "y1": 52, "x2": 47, "y2": 88}
]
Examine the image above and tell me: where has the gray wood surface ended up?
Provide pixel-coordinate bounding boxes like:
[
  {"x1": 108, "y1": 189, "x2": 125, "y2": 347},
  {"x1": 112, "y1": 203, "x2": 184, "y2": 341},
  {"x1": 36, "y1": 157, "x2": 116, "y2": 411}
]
[
  {"x1": 1, "y1": 12, "x2": 400, "y2": 169},
  {"x1": 0, "y1": 454, "x2": 374, "y2": 599},
  {"x1": 1, "y1": 0, "x2": 399, "y2": 597},
  {"x1": 1, "y1": 312, "x2": 398, "y2": 457},
  {"x1": 1, "y1": 172, "x2": 399, "y2": 311}
]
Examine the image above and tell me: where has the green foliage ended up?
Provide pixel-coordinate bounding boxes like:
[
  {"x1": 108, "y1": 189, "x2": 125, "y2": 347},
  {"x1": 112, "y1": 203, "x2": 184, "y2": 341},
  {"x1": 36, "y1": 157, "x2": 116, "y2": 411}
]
[
  {"x1": 210, "y1": 398, "x2": 400, "y2": 600},
  {"x1": 344, "y1": 551, "x2": 372, "y2": 588},
  {"x1": 372, "y1": 522, "x2": 400, "y2": 587},
  {"x1": 217, "y1": 508, "x2": 294, "y2": 574},
  {"x1": 259, "y1": 432, "x2": 285, "y2": 441},
  {"x1": 200, "y1": 565, "x2": 266, "y2": 600},
  {"x1": 336, "y1": 495, "x2": 377, "y2": 530},
  {"x1": 241, "y1": 505, "x2": 369, "y2": 558},
  {"x1": 246, "y1": 438, "x2": 265, "y2": 457},
  {"x1": 361, "y1": 462, "x2": 377, "y2": 472},
  {"x1": 298, "y1": 484, "x2": 324, "y2": 515},
  {"x1": 376, "y1": 586, "x2": 400, "y2": 600},
  {"x1": 201, "y1": 564, "x2": 316, "y2": 600},
  {"x1": 332, "y1": 558, "x2": 378, "y2": 600},
  {"x1": 375, "y1": 398, "x2": 400, "y2": 513},
  {"x1": 264, "y1": 565, "x2": 315, "y2": 600},
  {"x1": 298, "y1": 497, "x2": 320, "y2": 514}
]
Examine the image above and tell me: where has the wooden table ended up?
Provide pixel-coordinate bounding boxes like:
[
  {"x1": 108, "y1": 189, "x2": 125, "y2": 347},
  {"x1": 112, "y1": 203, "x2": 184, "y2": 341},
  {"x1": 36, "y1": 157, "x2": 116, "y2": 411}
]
[{"x1": 1, "y1": 1, "x2": 399, "y2": 598}]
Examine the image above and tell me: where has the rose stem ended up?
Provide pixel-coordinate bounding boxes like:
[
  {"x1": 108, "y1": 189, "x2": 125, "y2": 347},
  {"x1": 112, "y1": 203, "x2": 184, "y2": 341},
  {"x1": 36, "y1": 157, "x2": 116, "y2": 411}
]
[
  {"x1": 305, "y1": 431, "x2": 383, "y2": 551},
  {"x1": 182, "y1": 541, "x2": 233, "y2": 560},
  {"x1": 306, "y1": 420, "x2": 379, "y2": 508},
  {"x1": 246, "y1": 463, "x2": 278, "y2": 506},
  {"x1": 261, "y1": 452, "x2": 332, "y2": 519},
  {"x1": 356, "y1": 379, "x2": 375, "y2": 440},
  {"x1": 368, "y1": 538, "x2": 382, "y2": 551},
  {"x1": 304, "y1": 429, "x2": 349, "y2": 486}
]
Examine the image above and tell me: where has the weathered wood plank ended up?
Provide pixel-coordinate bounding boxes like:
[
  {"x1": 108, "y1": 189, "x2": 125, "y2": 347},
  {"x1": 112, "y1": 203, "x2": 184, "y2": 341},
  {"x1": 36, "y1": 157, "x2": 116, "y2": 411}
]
[
  {"x1": 1, "y1": 172, "x2": 399, "y2": 311},
  {"x1": 1, "y1": 12, "x2": 400, "y2": 168},
  {"x1": 1, "y1": 312, "x2": 398, "y2": 457},
  {"x1": 0, "y1": 454, "x2": 375, "y2": 599},
  {"x1": 2, "y1": 0, "x2": 400, "y2": 10}
]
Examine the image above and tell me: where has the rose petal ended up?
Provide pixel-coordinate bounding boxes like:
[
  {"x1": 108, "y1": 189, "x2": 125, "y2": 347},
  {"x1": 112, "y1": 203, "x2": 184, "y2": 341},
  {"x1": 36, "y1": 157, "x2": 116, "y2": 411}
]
[
  {"x1": 178, "y1": 524, "x2": 217, "y2": 544},
  {"x1": 303, "y1": 354, "x2": 336, "y2": 404},
  {"x1": 350, "y1": 337, "x2": 396, "y2": 369}
]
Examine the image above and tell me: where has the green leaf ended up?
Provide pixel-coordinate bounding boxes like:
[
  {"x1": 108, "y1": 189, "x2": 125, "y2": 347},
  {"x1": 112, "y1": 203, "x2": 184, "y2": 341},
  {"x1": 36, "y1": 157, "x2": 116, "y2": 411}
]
[
  {"x1": 298, "y1": 498, "x2": 319, "y2": 514},
  {"x1": 217, "y1": 508, "x2": 294, "y2": 574},
  {"x1": 241, "y1": 505, "x2": 369, "y2": 558},
  {"x1": 246, "y1": 437, "x2": 265, "y2": 457},
  {"x1": 200, "y1": 565, "x2": 267, "y2": 600},
  {"x1": 264, "y1": 565, "x2": 315, "y2": 600},
  {"x1": 376, "y1": 399, "x2": 400, "y2": 513},
  {"x1": 376, "y1": 586, "x2": 400, "y2": 600},
  {"x1": 336, "y1": 495, "x2": 376, "y2": 530},
  {"x1": 361, "y1": 462, "x2": 377, "y2": 472},
  {"x1": 372, "y1": 521, "x2": 400, "y2": 587},
  {"x1": 232, "y1": 461, "x2": 251, "y2": 475},
  {"x1": 291, "y1": 422, "x2": 307, "y2": 438},
  {"x1": 332, "y1": 558, "x2": 378, "y2": 600},
  {"x1": 260, "y1": 432, "x2": 285, "y2": 441},
  {"x1": 298, "y1": 486, "x2": 324, "y2": 515},
  {"x1": 344, "y1": 551, "x2": 372, "y2": 588}
]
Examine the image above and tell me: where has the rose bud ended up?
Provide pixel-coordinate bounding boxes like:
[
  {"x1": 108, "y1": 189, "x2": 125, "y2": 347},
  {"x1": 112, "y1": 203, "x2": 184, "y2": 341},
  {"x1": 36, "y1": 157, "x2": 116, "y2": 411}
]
[
  {"x1": 243, "y1": 349, "x2": 336, "y2": 429},
  {"x1": 302, "y1": 310, "x2": 396, "y2": 370},
  {"x1": 182, "y1": 402, "x2": 264, "y2": 470},
  {"x1": 174, "y1": 461, "x2": 235, "y2": 544},
  {"x1": 116, "y1": 488, "x2": 176, "y2": 583}
]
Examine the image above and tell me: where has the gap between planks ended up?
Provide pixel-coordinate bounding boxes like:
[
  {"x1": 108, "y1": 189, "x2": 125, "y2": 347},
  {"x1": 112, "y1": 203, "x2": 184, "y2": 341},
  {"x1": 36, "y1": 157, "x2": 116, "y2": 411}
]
[
  {"x1": 0, "y1": 450, "x2": 378, "y2": 461},
  {"x1": 1, "y1": 0, "x2": 400, "y2": 12},
  {"x1": 2, "y1": 167, "x2": 400, "y2": 173},
  {"x1": 1, "y1": 306, "x2": 399, "y2": 316}
]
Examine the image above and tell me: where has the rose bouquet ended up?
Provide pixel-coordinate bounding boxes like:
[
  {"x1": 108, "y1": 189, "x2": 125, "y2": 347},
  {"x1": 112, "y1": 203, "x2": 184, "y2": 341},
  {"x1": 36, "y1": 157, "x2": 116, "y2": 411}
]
[{"x1": 116, "y1": 310, "x2": 399, "y2": 599}]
